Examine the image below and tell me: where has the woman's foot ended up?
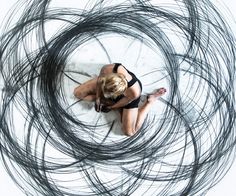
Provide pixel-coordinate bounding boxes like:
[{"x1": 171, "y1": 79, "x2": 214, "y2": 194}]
[{"x1": 147, "y1": 88, "x2": 166, "y2": 103}]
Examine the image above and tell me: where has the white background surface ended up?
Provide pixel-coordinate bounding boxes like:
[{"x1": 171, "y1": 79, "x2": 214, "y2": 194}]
[{"x1": 0, "y1": 0, "x2": 236, "y2": 195}]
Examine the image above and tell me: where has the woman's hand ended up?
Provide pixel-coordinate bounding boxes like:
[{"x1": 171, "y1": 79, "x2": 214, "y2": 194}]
[
  {"x1": 95, "y1": 98, "x2": 113, "y2": 113},
  {"x1": 100, "y1": 105, "x2": 112, "y2": 113}
]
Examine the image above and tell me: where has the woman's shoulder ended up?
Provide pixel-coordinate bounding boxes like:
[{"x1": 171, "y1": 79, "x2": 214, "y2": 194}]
[
  {"x1": 100, "y1": 63, "x2": 133, "y2": 81},
  {"x1": 115, "y1": 64, "x2": 133, "y2": 82},
  {"x1": 100, "y1": 64, "x2": 114, "y2": 75},
  {"x1": 100, "y1": 63, "x2": 127, "y2": 74}
]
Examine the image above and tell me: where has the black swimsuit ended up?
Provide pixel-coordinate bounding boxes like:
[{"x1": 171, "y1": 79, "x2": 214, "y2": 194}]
[{"x1": 112, "y1": 63, "x2": 142, "y2": 109}]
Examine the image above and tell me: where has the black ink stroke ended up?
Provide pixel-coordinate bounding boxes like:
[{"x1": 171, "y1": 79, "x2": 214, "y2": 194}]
[{"x1": 0, "y1": 0, "x2": 236, "y2": 195}]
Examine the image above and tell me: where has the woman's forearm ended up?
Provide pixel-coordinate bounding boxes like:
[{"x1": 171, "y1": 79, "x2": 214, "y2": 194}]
[
  {"x1": 96, "y1": 78, "x2": 102, "y2": 100},
  {"x1": 109, "y1": 96, "x2": 132, "y2": 109}
]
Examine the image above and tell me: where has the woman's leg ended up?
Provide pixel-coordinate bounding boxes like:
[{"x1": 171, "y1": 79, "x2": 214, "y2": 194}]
[
  {"x1": 73, "y1": 77, "x2": 98, "y2": 101},
  {"x1": 121, "y1": 88, "x2": 166, "y2": 136},
  {"x1": 121, "y1": 108, "x2": 138, "y2": 136}
]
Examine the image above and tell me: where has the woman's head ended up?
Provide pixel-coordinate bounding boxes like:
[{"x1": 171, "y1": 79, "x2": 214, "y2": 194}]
[{"x1": 99, "y1": 73, "x2": 128, "y2": 99}]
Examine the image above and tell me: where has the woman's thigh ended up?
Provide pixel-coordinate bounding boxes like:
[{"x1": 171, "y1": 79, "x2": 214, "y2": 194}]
[
  {"x1": 121, "y1": 108, "x2": 138, "y2": 136},
  {"x1": 74, "y1": 77, "x2": 97, "y2": 99}
]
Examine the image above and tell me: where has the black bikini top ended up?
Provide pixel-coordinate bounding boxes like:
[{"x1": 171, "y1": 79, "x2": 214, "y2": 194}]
[{"x1": 113, "y1": 63, "x2": 138, "y2": 87}]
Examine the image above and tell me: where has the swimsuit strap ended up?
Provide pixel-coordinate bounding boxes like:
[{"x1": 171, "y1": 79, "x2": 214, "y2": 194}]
[
  {"x1": 113, "y1": 63, "x2": 137, "y2": 87},
  {"x1": 126, "y1": 72, "x2": 137, "y2": 87},
  {"x1": 113, "y1": 63, "x2": 122, "y2": 73}
]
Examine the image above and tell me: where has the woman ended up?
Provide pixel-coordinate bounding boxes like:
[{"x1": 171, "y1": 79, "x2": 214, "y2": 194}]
[{"x1": 74, "y1": 63, "x2": 166, "y2": 136}]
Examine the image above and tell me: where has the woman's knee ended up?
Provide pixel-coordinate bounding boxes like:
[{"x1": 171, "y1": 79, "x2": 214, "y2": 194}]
[
  {"x1": 121, "y1": 108, "x2": 138, "y2": 136},
  {"x1": 122, "y1": 125, "x2": 136, "y2": 136},
  {"x1": 73, "y1": 86, "x2": 85, "y2": 99}
]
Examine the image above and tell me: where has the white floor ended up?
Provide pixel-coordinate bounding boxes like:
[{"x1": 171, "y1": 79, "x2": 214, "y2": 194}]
[{"x1": 1, "y1": 0, "x2": 236, "y2": 195}]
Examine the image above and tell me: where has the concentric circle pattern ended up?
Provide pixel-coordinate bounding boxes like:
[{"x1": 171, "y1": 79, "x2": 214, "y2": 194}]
[{"x1": 0, "y1": 0, "x2": 236, "y2": 195}]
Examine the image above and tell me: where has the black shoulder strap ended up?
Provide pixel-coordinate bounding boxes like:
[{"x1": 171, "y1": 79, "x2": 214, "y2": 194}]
[
  {"x1": 113, "y1": 63, "x2": 122, "y2": 73},
  {"x1": 113, "y1": 63, "x2": 137, "y2": 87},
  {"x1": 127, "y1": 72, "x2": 137, "y2": 87}
]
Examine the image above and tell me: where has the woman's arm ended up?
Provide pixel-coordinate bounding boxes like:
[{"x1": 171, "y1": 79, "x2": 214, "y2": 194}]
[
  {"x1": 95, "y1": 64, "x2": 113, "y2": 111},
  {"x1": 109, "y1": 96, "x2": 133, "y2": 109},
  {"x1": 109, "y1": 87, "x2": 140, "y2": 109},
  {"x1": 96, "y1": 64, "x2": 114, "y2": 99},
  {"x1": 94, "y1": 79, "x2": 101, "y2": 111},
  {"x1": 96, "y1": 78, "x2": 102, "y2": 99}
]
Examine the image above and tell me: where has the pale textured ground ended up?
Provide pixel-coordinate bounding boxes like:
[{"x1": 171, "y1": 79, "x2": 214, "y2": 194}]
[{"x1": 1, "y1": 0, "x2": 236, "y2": 195}]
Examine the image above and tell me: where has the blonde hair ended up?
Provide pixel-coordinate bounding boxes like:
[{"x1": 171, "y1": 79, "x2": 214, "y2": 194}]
[{"x1": 99, "y1": 73, "x2": 128, "y2": 99}]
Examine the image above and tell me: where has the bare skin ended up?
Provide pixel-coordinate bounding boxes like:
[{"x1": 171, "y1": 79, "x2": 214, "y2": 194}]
[
  {"x1": 120, "y1": 88, "x2": 166, "y2": 136},
  {"x1": 74, "y1": 64, "x2": 166, "y2": 136}
]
